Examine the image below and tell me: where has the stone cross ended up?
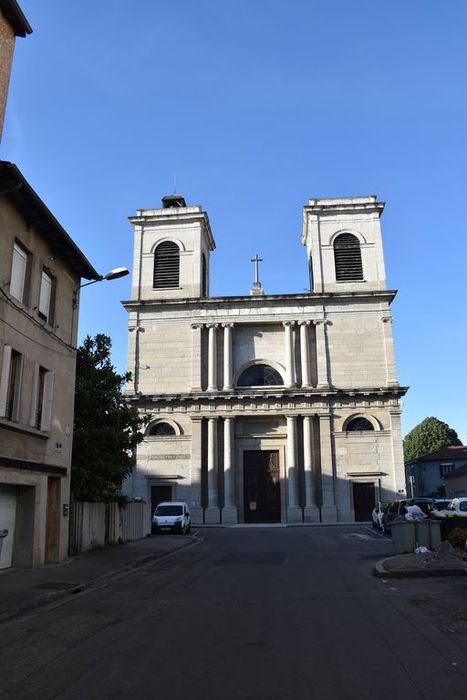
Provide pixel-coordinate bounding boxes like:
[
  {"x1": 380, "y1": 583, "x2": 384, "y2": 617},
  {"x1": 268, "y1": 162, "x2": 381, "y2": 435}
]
[{"x1": 251, "y1": 254, "x2": 263, "y2": 285}]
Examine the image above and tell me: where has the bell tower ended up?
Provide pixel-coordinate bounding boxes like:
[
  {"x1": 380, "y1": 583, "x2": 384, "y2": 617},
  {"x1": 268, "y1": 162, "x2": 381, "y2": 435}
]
[
  {"x1": 129, "y1": 194, "x2": 215, "y2": 301},
  {"x1": 301, "y1": 196, "x2": 387, "y2": 293}
]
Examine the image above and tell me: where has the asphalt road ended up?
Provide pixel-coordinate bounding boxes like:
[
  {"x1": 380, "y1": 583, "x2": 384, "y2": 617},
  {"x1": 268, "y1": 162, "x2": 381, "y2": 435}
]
[{"x1": 1, "y1": 525, "x2": 467, "y2": 699}]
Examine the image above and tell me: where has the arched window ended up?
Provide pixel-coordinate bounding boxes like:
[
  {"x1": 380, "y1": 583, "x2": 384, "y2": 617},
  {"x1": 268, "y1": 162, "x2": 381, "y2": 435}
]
[
  {"x1": 149, "y1": 422, "x2": 176, "y2": 436},
  {"x1": 237, "y1": 364, "x2": 284, "y2": 387},
  {"x1": 346, "y1": 417, "x2": 374, "y2": 432},
  {"x1": 153, "y1": 242, "x2": 180, "y2": 289},
  {"x1": 334, "y1": 233, "x2": 363, "y2": 282}
]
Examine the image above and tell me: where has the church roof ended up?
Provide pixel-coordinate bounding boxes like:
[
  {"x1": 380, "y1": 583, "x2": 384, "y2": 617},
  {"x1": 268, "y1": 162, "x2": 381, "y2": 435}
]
[{"x1": 406, "y1": 445, "x2": 467, "y2": 465}]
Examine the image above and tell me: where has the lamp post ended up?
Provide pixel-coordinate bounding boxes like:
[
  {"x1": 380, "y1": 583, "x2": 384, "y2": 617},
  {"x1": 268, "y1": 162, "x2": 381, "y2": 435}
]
[{"x1": 80, "y1": 267, "x2": 129, "y2": 289}]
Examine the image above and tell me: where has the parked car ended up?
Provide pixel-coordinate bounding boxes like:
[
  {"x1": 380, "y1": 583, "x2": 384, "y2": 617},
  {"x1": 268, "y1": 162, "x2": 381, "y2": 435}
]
[
  {"x1": 434, "y1": 497, "x2": 467, "y2": 517},
  {"x1": 152, "y1": 502, "x2": 191, "y2": 534},
  {"x1": 433, "y1": 498, "x2": 451, "y2": 509},
  {"x1": 371, "y1": 502, "x2": 388, "y2": 530},
  {"x1": 381, "y1": 499, "x2": 432, "y2": 534}
]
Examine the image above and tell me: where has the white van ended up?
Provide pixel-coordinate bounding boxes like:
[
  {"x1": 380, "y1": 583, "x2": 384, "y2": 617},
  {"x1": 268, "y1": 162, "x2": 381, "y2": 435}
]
[{"x1": 152, "y1": 502, "x2": 191, "y2": 535}]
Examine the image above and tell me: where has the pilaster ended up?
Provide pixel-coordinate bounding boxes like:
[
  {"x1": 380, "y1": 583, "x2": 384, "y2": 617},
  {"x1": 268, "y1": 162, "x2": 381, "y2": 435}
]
[
  {"x1": 207, "y1": 324, "x2": 218, "y2": 392},
  {"x1": 286, "y1": 415, "x2": 302, "y2": 523},
  {"x1": 318, "y1": 413, "x2": 337, "y2": 522},
  {"x1": 191, "y1": 324, "x2": 203, "y2": 392},
  {"x1": 189, "y1": 416, "x2": 204, "y2": 524},
  {"x1": 283, "y1": 322, "x2": 296, "y2": 388},
  {"x1": 299, "y1": 321, "x2": 312, "y2": 388},
  {"x1": 222, "y1": 324, "x2": 234, "y2": 391},
  {"x1": 205, "y1": 416, "x2": 220, "y2": 523},
  {"x1": 222, "y1": 416, "x2": 238, "y2": 524},
  {"x1": 303, "y1": 415, "x2": 320, "y2": 522},
  {"x1": 315, "y1": 320, "x2": 330, "y2": 389}
]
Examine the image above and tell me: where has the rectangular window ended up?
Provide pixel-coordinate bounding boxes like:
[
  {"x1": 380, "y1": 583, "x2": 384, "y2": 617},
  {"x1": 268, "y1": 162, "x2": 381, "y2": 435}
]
[
  {"x1": 30, "y1": 364, "x2": 54, "y2": 431},
  {"x1": 38, "y1": 270, "x2": 55, "y2": 324},
  {"x1": 10, "y1": 241, "x2": 30, "y2": 303},
  {"x1": 0, "y1": 345, "x2": 23, "y2": 421},
  {"x1": 440, "y1": 463, "x2": 455, "y2": 477}
]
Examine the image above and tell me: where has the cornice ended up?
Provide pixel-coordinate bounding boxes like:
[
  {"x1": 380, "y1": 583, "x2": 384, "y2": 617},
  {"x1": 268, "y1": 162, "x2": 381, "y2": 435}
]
[
  {"x1": 122, "y1": 289, "x2": 397, "y2": 312},
  {"x1": 126, "y1": 385, "x2": 408, "y2": 411}
]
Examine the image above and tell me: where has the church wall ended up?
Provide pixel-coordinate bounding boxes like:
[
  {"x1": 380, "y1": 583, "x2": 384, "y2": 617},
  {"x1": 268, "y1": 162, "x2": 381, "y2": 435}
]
[
  {"x1": 325, "y1": 307, "x2": 389, "y2": 388},
  {"x1": 232, "y1": 324, "x2": 285, "y2": 380},
  {"x1": 136, "y1": 320, "x2": 193, "y2": 394}
]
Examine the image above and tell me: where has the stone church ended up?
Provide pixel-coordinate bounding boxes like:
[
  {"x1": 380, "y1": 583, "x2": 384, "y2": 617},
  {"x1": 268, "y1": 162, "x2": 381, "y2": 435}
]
[{"x1": 122, "y1": 194, "x2": 407, "y2": 525}]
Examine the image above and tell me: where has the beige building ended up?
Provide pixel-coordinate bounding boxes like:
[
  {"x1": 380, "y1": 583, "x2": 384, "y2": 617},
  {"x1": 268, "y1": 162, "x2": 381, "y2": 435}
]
[
  {"x1": 0, "y1": 0, "x2": 31, "y2": 143},
  {"x1": 0, "y1": 162, "x2": 99, "y2": 567},
  {"x1": 123, "y1": 194, "x2": 407, "y2": 526}
]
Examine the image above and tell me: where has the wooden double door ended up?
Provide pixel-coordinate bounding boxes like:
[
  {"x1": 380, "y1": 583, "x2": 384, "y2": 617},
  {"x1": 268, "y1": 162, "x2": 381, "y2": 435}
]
[{"x1": 243, "y1": 450, "x2": 281, "y2": 523}]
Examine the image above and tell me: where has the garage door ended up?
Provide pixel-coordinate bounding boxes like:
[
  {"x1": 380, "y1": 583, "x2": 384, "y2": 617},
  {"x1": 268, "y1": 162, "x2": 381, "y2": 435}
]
[{"x1": 0, "y1": 485, "x2": 17, "y2": 569}]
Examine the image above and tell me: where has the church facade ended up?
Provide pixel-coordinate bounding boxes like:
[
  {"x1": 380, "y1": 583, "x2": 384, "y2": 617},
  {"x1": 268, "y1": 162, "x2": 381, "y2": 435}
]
[{"x1": 122, "y1": 194, "x2": 407, "y2": 525}]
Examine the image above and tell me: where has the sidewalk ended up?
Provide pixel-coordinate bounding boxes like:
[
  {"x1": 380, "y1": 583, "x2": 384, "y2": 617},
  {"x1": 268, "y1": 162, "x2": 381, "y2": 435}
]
[
  {"x1": 0, "y1": 535, "x2": 193, "y2": 624},
  {"x1": 375, "y1": 551, "x2": 467, "y2": 578}
]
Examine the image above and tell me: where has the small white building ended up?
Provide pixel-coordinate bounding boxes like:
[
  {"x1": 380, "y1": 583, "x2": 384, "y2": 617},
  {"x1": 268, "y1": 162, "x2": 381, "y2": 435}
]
[{"x1": 123, "y1": 194, "x2": 407, "y2": 525}]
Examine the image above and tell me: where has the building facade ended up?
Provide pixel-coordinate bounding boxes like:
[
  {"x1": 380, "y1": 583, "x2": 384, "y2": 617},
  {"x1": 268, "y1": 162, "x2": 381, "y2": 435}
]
[
  {"x1": 0, "y1": 162, "x2": 99, "y2": 568},
  {"x1": 406, "y1": 446, "x2": 467, "y2": 498},
  {"x1": 123, "y1": 194, "x2": 407, "y2": 525}
]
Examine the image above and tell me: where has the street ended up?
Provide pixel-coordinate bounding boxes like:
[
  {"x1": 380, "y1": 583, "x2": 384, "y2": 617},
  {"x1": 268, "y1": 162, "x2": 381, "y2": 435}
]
[{"x1": 1, "y1": 526, "x2": 467, "y2": 699}]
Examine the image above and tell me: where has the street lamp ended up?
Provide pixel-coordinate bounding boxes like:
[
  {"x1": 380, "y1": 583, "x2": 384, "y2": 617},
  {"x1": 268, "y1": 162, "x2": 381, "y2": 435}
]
[{"x1": 80, "y1": 267, "x2": 130, "y2": 289}]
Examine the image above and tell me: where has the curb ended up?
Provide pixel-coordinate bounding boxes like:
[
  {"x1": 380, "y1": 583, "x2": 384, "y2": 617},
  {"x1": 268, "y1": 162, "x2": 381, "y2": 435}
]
[
  {"x1": 374, "y1": 557, "x2": 467, "y2": 579},
  {"x1": 0, "y1": 536, "x2": 196, "y2": 626}
]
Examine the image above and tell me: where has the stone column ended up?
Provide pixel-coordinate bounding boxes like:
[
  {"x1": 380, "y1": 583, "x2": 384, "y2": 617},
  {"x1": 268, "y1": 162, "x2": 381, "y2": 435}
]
[
  {"x1": 222, "y1": 417, "x2": 238, "y2": 524},
  {"x1": 303, "y1": 415, "x2": 320, "y2": 522},
  {"x1": 189, "y1": 417, "x2": 204, "y2": 525},
  {"x1": 205, "y1": 417, "x2": 220, "y2": 523},
  {"x1": 382, "y1": 316, "x2": 398, "y2": 386},
  {"x1": 190, "y1": 324, "x2": 203, "y2": 392},
  {"x1": 207, "y1": 324, "x2": 218, "y2": 392},
  {"x1": 318, "y1": 413, "x2": 337, "y2": 522},
  {"x1": 315, "y1": 320, "x2": 329, "y2": 389},
  {"x1": 286, "y1": 415, "x2": 302, "y2": 522},
  {"x1": 389, "y1": 408, "x2": 406, "y2": 498},
  {"x1": 299, "y1": 321, "x2": 312, "y2": 388},
  {"x1": 283, "y1": 322, "x2": 296, "y2": 388},
  {"x1": 222, "y1": 323, "x2": 234, "y2": 391}
]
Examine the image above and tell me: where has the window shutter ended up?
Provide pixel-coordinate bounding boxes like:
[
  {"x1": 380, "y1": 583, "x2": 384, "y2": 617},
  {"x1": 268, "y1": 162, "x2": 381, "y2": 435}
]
[
  {"x1": 11, "y1": 354, "x2": 23, "y2": 422},
  {"x1": 153, "y1": 242, "x2": 180, "y2": 288},
  {"x1": 334, "y1": 234, "x2": 363, "y2": 281},
  {"x1": 30, "y1": 363, "x2": 40, "y2": 427},
  {"x1": 40, "y1": 371, "x2": 54, "y2": 431},
  {"x1": 10, "y1": 244, "x2": 27, "y2": 301},
  {"x1": 0, "y1": 345, "x2": 12, "y2": 417},
  {"x1": 39, "y1": 271, "x2": 52, "y2": 319}
]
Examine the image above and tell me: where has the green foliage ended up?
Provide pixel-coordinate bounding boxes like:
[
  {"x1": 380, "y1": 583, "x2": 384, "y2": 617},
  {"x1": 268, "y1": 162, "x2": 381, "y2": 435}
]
[
  {"x1": 71, "y1": 334, "x2": 148, "y2": 501},
  {"x1": 403, "y1": 416, "x2": 462, "y2": 463}
]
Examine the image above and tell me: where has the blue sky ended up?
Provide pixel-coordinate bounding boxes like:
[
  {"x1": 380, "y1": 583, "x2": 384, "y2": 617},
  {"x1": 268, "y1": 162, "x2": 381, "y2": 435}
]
[{"x1": 2, "y1": 0, "x2": 466, "y2": 441}]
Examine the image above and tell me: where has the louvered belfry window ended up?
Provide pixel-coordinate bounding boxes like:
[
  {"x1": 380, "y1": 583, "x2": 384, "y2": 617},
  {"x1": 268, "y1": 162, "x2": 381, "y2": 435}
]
[
  {"x1": 334, "y1": 233, "x2": 363, "y2": 281},
  {"x1": 153, "y1": 241, "x2": 180, "y2": 288}
]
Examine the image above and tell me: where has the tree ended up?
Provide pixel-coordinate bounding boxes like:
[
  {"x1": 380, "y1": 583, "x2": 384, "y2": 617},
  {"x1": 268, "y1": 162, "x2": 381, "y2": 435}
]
[
  {"x1": 71, "y1": 334, "x2": 147, "y2": 501},
  {"x1": 403, "y1": 416, "x2": 462, "y2": 463}
]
